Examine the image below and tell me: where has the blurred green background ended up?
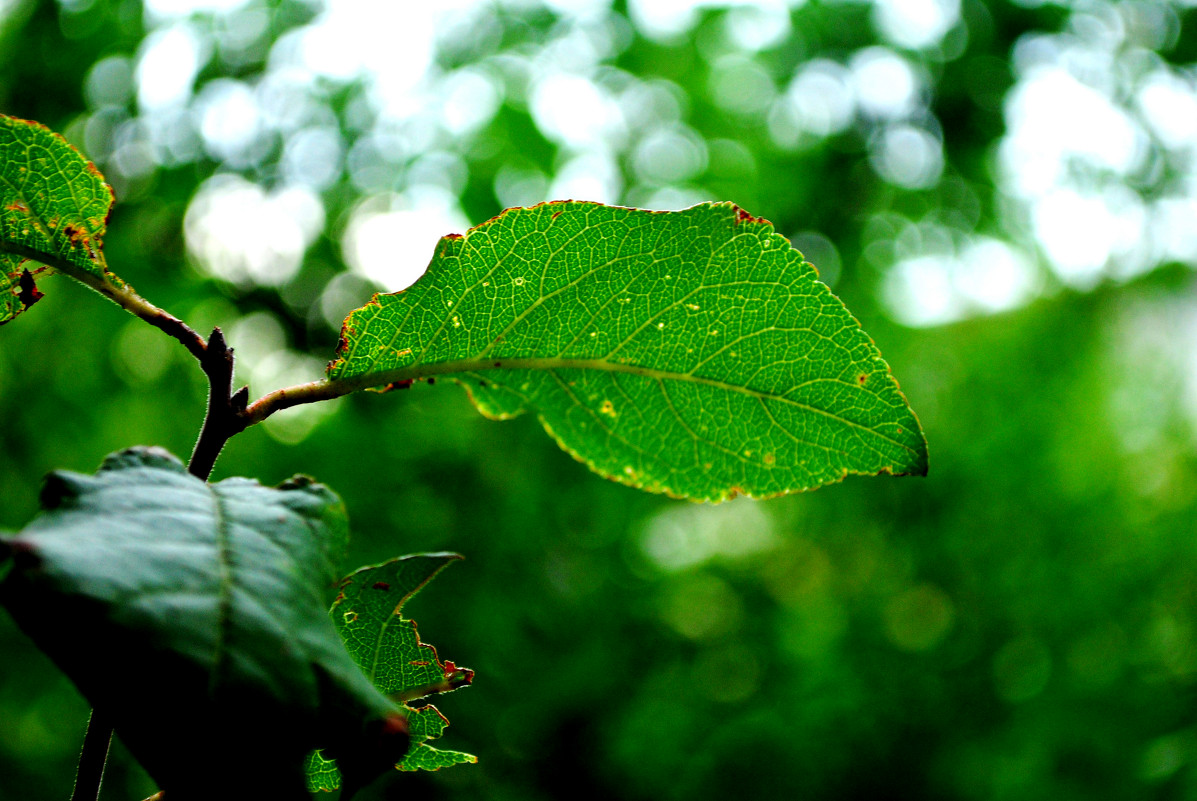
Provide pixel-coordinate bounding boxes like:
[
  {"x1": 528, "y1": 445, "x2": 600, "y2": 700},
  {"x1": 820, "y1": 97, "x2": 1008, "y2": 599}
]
[{"x1": 4, "y1": 0, "x2": 1197, "y2": 798}]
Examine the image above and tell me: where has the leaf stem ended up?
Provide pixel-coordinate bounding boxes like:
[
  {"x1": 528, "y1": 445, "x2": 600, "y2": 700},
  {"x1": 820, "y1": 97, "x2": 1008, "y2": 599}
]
[
  {"x1": 69, "y1": 710, "x2": 113, "y2": 801},
  {"x1": 67, "y1": 328, "x2": 243, "y2": 801},
  {"x1": 242, "y1": 378, "x2": 347, "y2": 424},
  {"x1": 0, "y1": 243, "x2": 208, "y2": 361}
]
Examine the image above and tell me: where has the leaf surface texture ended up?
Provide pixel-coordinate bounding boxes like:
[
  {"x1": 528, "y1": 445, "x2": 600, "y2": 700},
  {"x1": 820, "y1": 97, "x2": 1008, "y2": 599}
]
[
  {"x1": 0, "y1": 448, "x2": 403, "y2": 797},
  {"x1": 306, "y1": 554, "x2": 475, "y2": 791},
  {"x1": 331, "y1": 201, "x2": 927, "y2": 501},
  {"x1": 0, "y1": 115, "x2": 118, "y2": 322}
]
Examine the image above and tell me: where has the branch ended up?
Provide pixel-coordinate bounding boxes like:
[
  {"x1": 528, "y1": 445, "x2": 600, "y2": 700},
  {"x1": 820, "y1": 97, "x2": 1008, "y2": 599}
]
[
  {"x1": 69, "y1": 710, "x2": 113, "y2": 801},
  {"x1": 188, "y1": 327, "x2": 250, "y2": 481},
  {"x1": 0, "y1": 243, "x2": 208, "y2": 361},
  {"x1": 68, "y1": 329, "x2": 242, "y2": 800},
  {"x1": 40, "y1": 254, "x2": 211, "y2": 801},
  {"x1": 241, "y1": 363, "x2": 473, "y2": 426},
  {"x1": 242, "y1": 378, "x2": 347, "y2": 425}
]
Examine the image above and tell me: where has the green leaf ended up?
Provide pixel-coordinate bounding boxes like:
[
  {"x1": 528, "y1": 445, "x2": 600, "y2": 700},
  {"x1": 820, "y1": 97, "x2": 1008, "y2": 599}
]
[
  {"x1": 306, "y1": 554, "x2": 475, "y2": 790},
  {"x1": 398, "y1": 742, "x2": 478, "y2": 771},
  {"x1": 0, "y1": 115, "x2": 120, "y2": 322},
  {"x1": 0, "y1": 447, "x2": 408, "y2": 798},
  {"x1": 329, "y1": 201, "x2": 927, "y2": 502}
]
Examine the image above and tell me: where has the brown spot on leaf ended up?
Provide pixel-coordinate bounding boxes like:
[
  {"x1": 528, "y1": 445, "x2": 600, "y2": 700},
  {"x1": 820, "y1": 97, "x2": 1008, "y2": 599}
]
[
  {"x1": 381, "y1": 379, "x2": 414, "y2": 392},
  {"x1": 5, "y1": 200, "x2": 27, "y2": 213},
  {"x1": 371, "y1": 581, "x2": 391, "y2": 591},
  {"x1": 334, "y1": 327, "x2": 351, "y2": 356},
  {"x1": 61, "y1": 223, "x2": 90, "y2": 249},
  {"x1": 493, "y1": 361, "x2": 501, "y2": 368},
  {"x1": 551, "y1": 211, "x2": 562, "y2": 220},
  {"x1": 733, "y1": 206, "x2": 767, "y2": 225},
  {"x1": 444, "y1": 661, "x2": 475, "y2": 688},
  {"x1": 857, "y1": 374, "x2": 868, "y2": 385},
  {"x1": 426, "y1": 377, "x2": 436, "y2": 385},
  {"x1": 444, "y1": 233, "x2": 463, "y2": 240}
]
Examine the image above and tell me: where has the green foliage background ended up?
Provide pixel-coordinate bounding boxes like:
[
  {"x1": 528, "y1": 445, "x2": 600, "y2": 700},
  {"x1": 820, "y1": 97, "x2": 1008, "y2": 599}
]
[{"x1": 2, "y1": 1, "x2": 1197, "y2": 799}]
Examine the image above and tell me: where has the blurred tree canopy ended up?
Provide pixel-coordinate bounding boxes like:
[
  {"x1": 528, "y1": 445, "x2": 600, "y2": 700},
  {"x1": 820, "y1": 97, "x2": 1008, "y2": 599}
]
[{"x1": 3, "y1": 0, "x2": 1197, "y2": 799}]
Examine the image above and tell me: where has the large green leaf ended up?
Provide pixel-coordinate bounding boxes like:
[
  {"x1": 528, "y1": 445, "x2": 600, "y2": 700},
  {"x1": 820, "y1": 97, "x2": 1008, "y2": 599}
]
[
  {"x1": 0, "y1": 115, "x2": 120, "y2": 323},
  {"x1": 0, "y1": 448, "x2": 409, "y2": 798},
  {"x1": 306, "y1": 554, "x2": 475, "y2": 792},
  {"x1": 330, "y1": 201, "x2": 927, "y2": 502}
]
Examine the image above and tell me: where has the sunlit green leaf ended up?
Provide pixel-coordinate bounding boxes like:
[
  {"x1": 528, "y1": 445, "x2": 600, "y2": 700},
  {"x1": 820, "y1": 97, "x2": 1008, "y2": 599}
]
[
  {"x1": 330, "y1": 201, "x2": 927, "y2": 502},
  {"x1": 0, "y1": 115, "x2": 120, "y2": 322},
  {"x1": 0, "y1": 447, "x2": 406, "y2": 798},
  {"x1": 306, "y1": 554, "x2": 475, "y2": 790},
  {"x1": 397, "y1": 742, "x2": 478, "y2": 771}
]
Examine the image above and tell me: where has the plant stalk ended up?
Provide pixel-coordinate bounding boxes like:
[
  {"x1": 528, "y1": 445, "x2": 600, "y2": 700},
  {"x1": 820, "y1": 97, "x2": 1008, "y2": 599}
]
[
  {"x1": 69, "y1": 710, "x2": 113, "y2": 801},
  {"x1": 0, "y1": 243, "x2": 208, "y2": 362},
  {"x1": 71, "y1": 330, "x2": 247, "y2": 801},
  {"x1": 187, "y1": 327, "x2": 249, "y2": 481}
]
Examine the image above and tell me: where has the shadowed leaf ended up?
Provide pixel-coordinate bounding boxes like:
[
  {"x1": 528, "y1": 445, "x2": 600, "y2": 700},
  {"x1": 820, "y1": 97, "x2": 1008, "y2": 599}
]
[{"x1": 0, "y1": 447, "x2": 408, "y2": 799}]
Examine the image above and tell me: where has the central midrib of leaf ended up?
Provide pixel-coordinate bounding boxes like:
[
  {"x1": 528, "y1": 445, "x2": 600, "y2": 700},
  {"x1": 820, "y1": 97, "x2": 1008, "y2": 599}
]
[
  {"x1": 208, "y1": 484, "x2": 235, "y2": 696},
  {"x1": 330, "y1": 356, "x2": 921, "y2": 457},
  {"x1": 368, "y1": 606, "x2": 394, "y2": 684},
  {"x1": 365, "y1": 582, "x2": 428, "y2": 685}
]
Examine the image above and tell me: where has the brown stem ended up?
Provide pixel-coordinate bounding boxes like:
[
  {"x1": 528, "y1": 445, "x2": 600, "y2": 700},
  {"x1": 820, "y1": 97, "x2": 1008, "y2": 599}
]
[
  {"x1": 15, "y1": 246, "x2": 262, "y2": 800},
  {"x1": 188, "y1": 327, "x2": 250, "y2": 481},
  {"x1": 69, "y1": 710, "x2": 113, "y2": 801},
  {"x1": 69, "y1": 333, "x2": 243, "y2": 799},
  {"x1": 0, "y1": 243, "x2": 208, "y2": 361},
  {"x1": 96, "y1": 333, "x2": 249, "y2": 801}
]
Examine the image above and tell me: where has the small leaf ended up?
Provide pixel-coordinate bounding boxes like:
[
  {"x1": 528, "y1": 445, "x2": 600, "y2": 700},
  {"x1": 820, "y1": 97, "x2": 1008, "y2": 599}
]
[
  {"x1": 398, "y1": 742, "x2": 479, "y2": 771},
  {"x1": 306, "y1": 554, "x2": 475, "y2": 790},
  {"x1": 329, "y1": 201, "x2": 927, "y2": 502},
  {"x1": 304, "y1": 750, "x2": 343, "y2": 793},
  {"x1": 334, "y1": 554, "x2": 471, "y2": 697},
  {"x1": 0, "y1": 447, "x2": 406, "y2": 798},
  {"x1": 0, "y1": 115, "x2": 121, "y2": 320}
]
